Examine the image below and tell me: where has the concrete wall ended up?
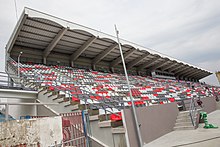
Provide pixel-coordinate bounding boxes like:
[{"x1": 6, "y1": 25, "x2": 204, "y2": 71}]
[
  {"x1": 0, "y1": 116, "x2": 63, "y2": 146},
  {"x1": 180, "y1": 97, "x2": 217, "y2": 113},
  {"x1": 124, "y1": 102, "x2": 179, "y2": 146},
  {"x1": 38, "y1": 116, "x2": 63, "y2": 146},
  {"x1": 8, "y1": 98, "x2": 36, "y2": 119},
  {"x1": 37, "y1": 105, "x2": 58, "y2": 117},
  {"x1": 200, "y1": 96, "x2": 217, "y2": 113},
  {"x1": 0, "y1": 88, "x2": 58, "y2": 118},
  {"x1": 90, "y1": 120, "x2": 114, "y2": 147},
  {"x1": 217, "y1": 101, "x2": 220, "y2": 110},
  {"x1": 90, "y1": 137, "x2": 106, "y2": 147},
  {"x1": 89, "y1": 119, "x2": 126, "y2": 147},
  {"x1": 0, "y1": 89, "x2": 38, "y2": 119}
]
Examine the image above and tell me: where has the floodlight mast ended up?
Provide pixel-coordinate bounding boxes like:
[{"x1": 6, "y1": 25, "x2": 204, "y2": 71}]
[{"x1": 114, "y1": 25, "x2": 143, "y2": 147}]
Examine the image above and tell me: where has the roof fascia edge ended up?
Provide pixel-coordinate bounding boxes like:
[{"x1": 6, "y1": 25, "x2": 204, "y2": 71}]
[{"x1": 6, "y1": 9, "x2": 26, "y2": 53}]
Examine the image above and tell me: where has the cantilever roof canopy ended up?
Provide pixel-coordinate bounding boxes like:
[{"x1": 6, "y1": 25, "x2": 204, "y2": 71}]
[{"x1": 6, "y1": 7, "x2": 212, "y2": 80}]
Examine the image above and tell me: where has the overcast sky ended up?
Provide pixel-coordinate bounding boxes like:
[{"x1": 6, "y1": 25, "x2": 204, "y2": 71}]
[{"x1": 0, "y1": 0, "x2": 219, "y2": 85}]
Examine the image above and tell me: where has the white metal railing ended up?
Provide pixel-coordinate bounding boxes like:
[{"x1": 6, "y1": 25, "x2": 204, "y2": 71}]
[{"x1": 189, "y1": 97, "x2": 197, "y2": 126}]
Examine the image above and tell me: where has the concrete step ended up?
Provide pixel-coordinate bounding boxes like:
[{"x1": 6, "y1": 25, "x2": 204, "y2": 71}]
[
  {"x1": 89, "y1": 115, "x2": 99, "y2": 121},
  {"x1": 176, "y1": 117, "x2": 196, "y2": 123},
  {"x1": 179, "y1": 110, "x2": 190, "y2": 114},
  {"x1": 44, "y1": 90, "x2": 52, "y2": 95},
  {"x1": 98, "y1": 120, "x2": 112, "y2": 128},
  {"x1": 175, "y1": 122, "x2": 194, "y2": 127},
  {"x1": 48, "y1": 94, "x2": 58, "y2": 100},
  {"x1": 177, "y1": 114, "x2": 190, "y2": 119},
  {"x1": 40, "y1": 89, "x2": 48, "y2": 95},
  {"x1": 70, "y1": 104, "x2": 79, "y2": 111},
  {"x1": 48, "y1": 91, "x2": 58, "y2": 98},
  {"x1": 98, "y1": 120, "x2": 123, "y2": 128},
  {"x1": 173, "y1": 126, "x2": 195, "y2": 131},
  {"x1": 111, "y1": 127, "x2": 125, "y2": 134},
  {"x1": 38, "y1": 90, "x2": 77, "y2": 113},
  {"x1": 53, "y1": 97, "x2": 65, "y2": 103},
  {"x1": 38, "y1": 87, "x2": 46, "y2": 93},
  {"x1": 63, "y1": 101, "x2": 71, "y2": 106},
  {"x1": 177, "y1": 111, "x2": 190, "y2": 117},
  {"x1": 52, "y1": 94, "x2": 65, "y2": 100}
]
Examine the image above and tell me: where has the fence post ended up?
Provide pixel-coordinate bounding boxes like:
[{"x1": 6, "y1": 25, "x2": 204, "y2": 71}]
[
  {"x1": 5, "y1": 104, "x2": 9, "y2": 121},
  {"x1": 82, "y1": 110, "x2": 90, "y2": 147}
]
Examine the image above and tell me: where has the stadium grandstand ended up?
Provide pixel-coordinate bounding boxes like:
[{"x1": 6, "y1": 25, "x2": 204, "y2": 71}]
[{"x1": 1, "y1": 7, "x2": 220, "y2": 146}]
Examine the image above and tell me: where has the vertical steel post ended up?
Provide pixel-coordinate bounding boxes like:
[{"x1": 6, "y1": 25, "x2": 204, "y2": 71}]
[
  {"x1": 5, "y1": 104, "x2": 9, "y2": 121},
  {"x1": 17, "y1": 52, "x2": 22, "y2": 79},
  {"x1": 114, "y1": 25, "x2": 143, "y2": 146}
]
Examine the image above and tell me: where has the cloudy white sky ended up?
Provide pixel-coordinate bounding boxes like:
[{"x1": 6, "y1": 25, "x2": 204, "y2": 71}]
[{"x1": 0, "y1": 0, "x2": 219, "y2": 85}]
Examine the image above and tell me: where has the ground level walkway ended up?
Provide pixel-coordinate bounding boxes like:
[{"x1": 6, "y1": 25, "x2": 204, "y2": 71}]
[{"x1": 145, "y1": 110, "x2": 220, "y2": 147}]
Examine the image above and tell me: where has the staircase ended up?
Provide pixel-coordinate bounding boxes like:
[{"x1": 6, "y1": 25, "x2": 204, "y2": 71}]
[
  {"x1": 38, "y1": 87, "x2": 79, "y2": 114},
  {"x1": 173, "y1": 110, "x2": 198, "y2": 131},
  {"x1": 89, "y1": 115, "x2": 126, "y2": 147}
]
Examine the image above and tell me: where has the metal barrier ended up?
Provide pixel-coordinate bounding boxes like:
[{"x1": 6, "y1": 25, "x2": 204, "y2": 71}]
[
  {"x1": 189, "y1": 97, "x2": 197, "y2": 126},
  {"x1": 0, "y1": 71, "x2": 24, "y2": 90},
  {"x1": 60, "y1": 112, "x2": 86, "y2": 147}
]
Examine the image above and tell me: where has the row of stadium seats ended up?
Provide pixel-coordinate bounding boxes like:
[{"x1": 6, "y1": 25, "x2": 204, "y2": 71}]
[{"x1": 10, "y1": 61, "x2": 220, "y2": 121}]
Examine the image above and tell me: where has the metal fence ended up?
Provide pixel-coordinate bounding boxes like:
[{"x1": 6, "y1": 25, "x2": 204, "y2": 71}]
[{"x1": 60, "y1": 112, "x2": 86, "y2": 147}]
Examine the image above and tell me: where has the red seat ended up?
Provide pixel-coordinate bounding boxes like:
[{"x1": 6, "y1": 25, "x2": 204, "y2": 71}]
[
  {"x1": 90, "y1": 95, "x2": 95, "y2": 100},
  {"x1": 169, "y1": 98, "x2": 175, "y2": 102},
  {"x1": 110, "y1": 112, "x2": 122, "y2": 121},
  {"x1": 72, "y1": 96, "x2": 80, "y2": 102},
  {"x1": 128, "y1": 101, "x2": 145, "y2": 106},
  {"x1": 186, "y1": 89, "x2": 191, "y2": 92},
  {"x1": 141, "y1": 96, "x2": 149, "y2": 100},
  {"x1": 95, "y1": 96, "x2": 101, "y2": 100},
  {"x1": 48, "y1": 86, "x2": 55, "y2": 91}
]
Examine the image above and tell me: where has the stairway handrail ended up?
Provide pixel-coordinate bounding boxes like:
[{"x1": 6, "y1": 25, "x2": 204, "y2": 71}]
[{"x1": 189, "y1": 96, "x2": 197, "y2": 126}]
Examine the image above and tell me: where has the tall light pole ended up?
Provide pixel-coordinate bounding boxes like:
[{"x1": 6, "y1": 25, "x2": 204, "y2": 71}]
[
  {"x1": 17, "y1": 51, "x2": 23, "y2": 79},
  {"x1": 114, "y1": 25, "x2": 143, "y2": 147}
]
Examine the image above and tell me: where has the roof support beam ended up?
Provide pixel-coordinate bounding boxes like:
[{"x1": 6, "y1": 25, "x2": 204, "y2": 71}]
[
  {"x1": 195, "y1": 73, "x2": 208, "y2": 79},
  {"x1": 178, "y1": 70, "x2": 197, "y2": 79},
  {"x1": 43, "y1": 28, "x2": 68, "y2": 59},
  {"x1": 193, "y1": 71, "x2": 210, "y2": 80},
  {"x1": 174, "y1": 66, "x2": 191, "y2": 75},
  {"x1": 161, "y1": 62, "x2": 178, "y2": 71},
  {"x1": 70, "y1": 36, "x2": 96, "y2": 62},
  {"x1": 168, "y1": 64, "x2": 184, "y2": 72},
  {"x1": 127, "y1": 52, "x2": 150, "y2": 69},
  {"x1": 176, "y1": 67, "x2": 193, "y2": 76},
  {"x1": 147, "y1": 59, "x2": 170, "y2": 71},
  {"x1": 110, "y1": 48, "x2": 136, "y2": 67},
  {"x1": 92, "y1": 43, "x2": 117, "y2": 65},
  {"x1": 191, "y1": 70, "x2": 202, "y2": 76},
  {"x1": 137, "y1": 56, "x2": 160, "y2": 71},
  {"x1": 186, "y1": 70, "x2": 202, "y2": 78},
  {"x1": 184, "y1": 72, "x2": 202, "y2": 80}
]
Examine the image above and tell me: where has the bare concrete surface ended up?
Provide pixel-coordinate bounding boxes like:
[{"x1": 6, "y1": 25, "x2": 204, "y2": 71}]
[
  {"x1": 217, "y1": 101, "x2": 220, "y2": 110},
  {"x1": 144, "y1": 110, "x2": 220, "y2": 147}
]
